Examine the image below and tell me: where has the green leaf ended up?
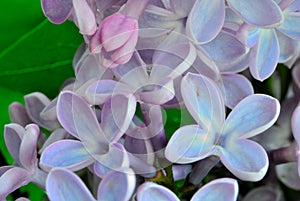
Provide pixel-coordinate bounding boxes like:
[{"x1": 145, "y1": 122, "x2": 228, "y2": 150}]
[{"x1": 0, "y1": 0, "x2": 83, "y2": 97}]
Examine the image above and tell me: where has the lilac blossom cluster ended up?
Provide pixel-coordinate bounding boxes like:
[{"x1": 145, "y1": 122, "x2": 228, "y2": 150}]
[{"x1": 2, "y1": 0, "x2": 300, "y2": 200}]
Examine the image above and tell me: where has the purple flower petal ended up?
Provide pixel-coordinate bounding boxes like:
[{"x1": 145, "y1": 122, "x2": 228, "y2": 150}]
[
  {"x1": 97, "y1": 168, "x2": 136, "y2": 201},
  {"x1": 219, "y1": 139, "x2": 269, "y2": 181},
  {"x1": 219, "y1": 74, "x2": 254, "y2": 109},
  {"x1": 201, "y1": 31, "x2": 246, "y2": 62},
  {"x1": 191, "y1": 178, "x2": 238, "y2": 201},
  {"x1": 72, "y1": 0, "x2": 97, "y2": 35},
  {"x1": 40, "y1": 98, "x2": 58, "y2": 121},
  {"x1": 74, "y1": 47, "x2": 113, "y2": 83},
  {"x1": 292, "y1": 105, "x2": 300, "y2": 145},
  {"x1": 40, "y1": 140, "x2": 94, "y2": 171},
  {"x1": 137, "y1": 182, "x2": 180, "y2": 201},
  {"x1": 151, "y1": 42, "x2": 197, "y2": 81},
  {"x1": 24, "y1": 92, "x2": 60, "y2": 131},
  {"x1": 41, "y1": 0, "x2": 73, "y2": 24},
  {"x1": 249, "y1": 29, "x2": 280, "y2": 81},
  {"x1": 277, "y1": 30, "x2": 299, "y2": 63},
  {"x1": 39, "y1": 128, "x2": 69, "y2": 153},
  {"x1": 19, "y1": 124, "x2": 39, "y2": 170},
  {"x1": 165, "y1": 125, "x2": 214, "y2": 164},
  {"x1": 4, "y1": 124, "x2": 24, "y2": 164},
  {"x1": 0, "y1": 167, "x2": 30, "y2": 200},
  {"x1": 138, "y1": 81, "x2": 175, "y2": 105},
  {"x1": 8, "y1": 102, "x2": 31, "y2": 126},
  {"x1": 186, "y1": 0, "x2": 225, "y2": 43},
  {"x1": 222, "y1": 94, "x2": 280, "y2": 139},
  {"x1": 181, "y1": 73, "x2": 225, "y2": 132},
  {"x1": 100, "y1": 95, "x2": 136, "y2": 142},
  {"x1": 84, "y1": 80, "x2": 132, "y2": 105},
  {"x1": 243, "y1": 186, "x2": 281, "y2": 201},
  {"x1": 172, "y1": 165, "x2": 192, "y2": 181},
  {"x1": 94, "y1": 143, "x2": 130, "y2": 175},
  {"x1": 227, "y1": 0, "x2": 283, "y2": 27},
  {"x1": 277, "y1": 13, "x2": 300, "y2": 40},
  {"x1": 169, "y1": 0, "x2": 194, "y2": 16},
  {"x1": 46, "y1": 168, "x2": 96, "y2": 201},
  {"x1": 276, "y1": 163, "x2": 300, "y2": 190},
  {"x1": 57, "y1": 91, "x2": 107, "y2": 147}
]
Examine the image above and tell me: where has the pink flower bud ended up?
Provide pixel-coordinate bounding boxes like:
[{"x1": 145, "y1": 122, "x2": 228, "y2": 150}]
[{"x1": 90, "y1": 13, "x2": 138, "y2": 68}]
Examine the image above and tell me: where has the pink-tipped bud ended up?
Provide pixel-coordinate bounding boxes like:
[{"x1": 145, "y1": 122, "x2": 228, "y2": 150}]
[{"x1": 90, "y1": 13, "x2": 138, "y2": 68}]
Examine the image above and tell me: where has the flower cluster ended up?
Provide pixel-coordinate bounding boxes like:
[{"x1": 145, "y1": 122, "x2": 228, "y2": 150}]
[{"x1": 2, "y1": 0, "x2": 300, "y2": 200}]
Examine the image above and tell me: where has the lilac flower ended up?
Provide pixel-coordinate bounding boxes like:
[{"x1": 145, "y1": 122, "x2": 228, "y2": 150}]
[
  {"x1": 84, "y1": 44, "x2": 196, "y2": 106},
  {"x1": 89, "y1": 12, "x2": 138, "y2": 68},
  {"x1": 41, "y1": 0, "x2": 97, "y2": 35},
  {"x1": 187, "y1": 0, "x2": 283, "y2": 44},
  {"x1": 165, "y1": 73, "x2": 280, "y2": 181},
  {"x1": 40, "y1": 91, "x2": 134, "y2": 174},
  {"x1": 137, "y1": 178, "x2": 238, "y2": 201},
  {"x1": 46, "y1": 168, "x2": 136, "y2": 201},
  {"x1": 0, "y1": 124, "x2": 47, "y2": 200},
  {"x1": 8, "y1": 92, "x2": 60, "y2": 131}
]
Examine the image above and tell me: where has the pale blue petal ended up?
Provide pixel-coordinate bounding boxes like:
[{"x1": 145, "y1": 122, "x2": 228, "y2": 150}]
[
  {"x1": 201, "y1": 31, "x2": 246, "y2": 62},
  {"x1": 191, "y1": 178, "x2": 238, "y2": 201},
  {"x1": 277, "y1": 13, "x2": 300, "y2": 40},
  {"x1": 249, "y1": 29, "x2": 280, "y2": 81},
  {"x1": 39, "y1": 128, "x2": 69, "y2": 153},
  {"x1": 219, "y1": 139, "x2": 269, "y2": 181},
  {"x1": 84, "y1": 80, "x2": 132, "y2": 105},
  {"x1": 172, "y1": 165, "x2": 192, "y2": 181},
  {"x1": 165, "y1": 125, "x2": 214, "y2": 164},
  {"x1": 186, "y1": 0, "x2": 225, "y2": 43},
  {"x1": 227, "y1": 0, "x2": 283, "y2": 27},
  {"x1": 40, "y1": 140, "x2": 94, "y2": 171},
  {"x1": 57, "y1": 91, "x2": 108, "y2": 148},
  {"x1": 219, "y1": 74, "x2": 254, "y2": 109},
  {"x1": 151, "y1": 42, "x2": 197, "y2": 82},
  {"x1": 113, "y1": 51, "x2": 149, "y2": 87},
  {"x1": 137, "y1": 182, "x2": 180, "y2": 201},
  {"x1": 46, "y1": 168, "x2": 96, "y2": 201},
  {"x1": 97, "y1": 168, "x2": 136, "y2": 201},
  {"x1": 216, "y1": 51, "x2": 249, "y2": 74},
  {"x1": 277, "y1": 30, "x2": 299, "y2": 63},
  {"x1": 181, "y1": 73, "x2": 225, "y2": 132},
  {"x1": 169, "y1": 0, "x2": 194, "y2": 16},
  {"x1": 100, "y1": 95, "x2": 136, "y2": 142},
  {"x1": 138, "y1": 80, "x2": 175, "y2": 105},
  {"x1": 222, "y1": 94, "x2": 280, "y2": 139},
  {"x1": 94, "y1": 143, "x2": 130, "y2": 174}
]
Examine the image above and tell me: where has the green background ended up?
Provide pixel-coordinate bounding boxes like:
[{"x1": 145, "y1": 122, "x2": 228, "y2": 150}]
[{"x1": 0, "y1": 0, "x2": 83, "y2": 199}]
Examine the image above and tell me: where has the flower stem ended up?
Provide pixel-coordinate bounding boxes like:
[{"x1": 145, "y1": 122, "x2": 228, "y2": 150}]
[
  {"x1": 268, "y1": 143, "x2": 299, "y2": 165},
  {"x1": 188, "y1": 155, "x2": 220, "y2": 186}
]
